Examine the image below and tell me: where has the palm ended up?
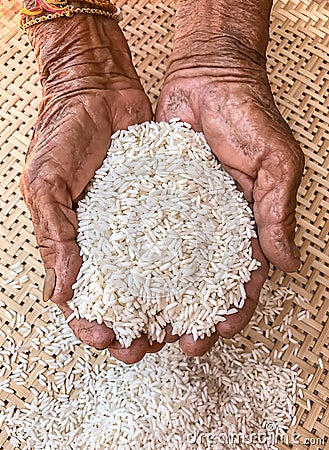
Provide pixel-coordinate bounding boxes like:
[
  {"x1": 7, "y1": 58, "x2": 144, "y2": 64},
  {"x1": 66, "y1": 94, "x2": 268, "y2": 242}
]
[
  {"x1": 54, "y1": 88, "x2": 152, "y2": 343},
  {"x1": 156, "y1": 73, "x2": 303, "y2": 348},
  {"x1": 21, "y1": 62, "x2": 154, "y2": 363}
]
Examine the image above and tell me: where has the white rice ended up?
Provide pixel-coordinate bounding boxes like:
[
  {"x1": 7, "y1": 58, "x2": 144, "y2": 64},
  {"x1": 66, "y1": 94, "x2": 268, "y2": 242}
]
[
  {"x1": 0, "y1": 282, "x2": 304, "y2": 450},
  {"x1": 2, "y1": 262, "x2": 31, "y2": 290},
  {"x1": 68, "y1": 121, "x2": 260, "y2": 347}
]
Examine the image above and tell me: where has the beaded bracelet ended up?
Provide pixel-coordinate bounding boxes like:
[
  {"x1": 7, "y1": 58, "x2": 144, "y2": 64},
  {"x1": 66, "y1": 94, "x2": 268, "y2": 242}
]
[{"x1": 20, "y1": 0, "x2": 122, "y2": 30}]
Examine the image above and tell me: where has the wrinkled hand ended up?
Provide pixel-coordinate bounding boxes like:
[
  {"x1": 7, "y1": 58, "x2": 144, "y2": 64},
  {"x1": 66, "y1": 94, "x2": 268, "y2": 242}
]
[
  {"x1": 156, "y1": 36, "x2": 304, "y2": 355},
  {"x1": 20, "y1": 15, "x2": 162, "y2": 364}
]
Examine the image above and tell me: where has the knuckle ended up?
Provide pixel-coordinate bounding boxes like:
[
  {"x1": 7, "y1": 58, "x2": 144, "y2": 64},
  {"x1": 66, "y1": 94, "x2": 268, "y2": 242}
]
[
  {"x1": 20, "y1": 163, "x2": 44, "y2": 199},
  {"x1": 282, "y1": 141, "x2": 305, "y2": 178},
  {"x1": 21, "y1": 159, "x2": 68, "y2": 202},
  {"x1": 23, "y1": 155, "x2": 65, "y2": 185}
]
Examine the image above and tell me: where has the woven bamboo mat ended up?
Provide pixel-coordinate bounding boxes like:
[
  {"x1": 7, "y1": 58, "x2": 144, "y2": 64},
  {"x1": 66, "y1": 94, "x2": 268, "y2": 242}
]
[{"x1": 0, "y1": 0, "x2": 328, "y2": 448}]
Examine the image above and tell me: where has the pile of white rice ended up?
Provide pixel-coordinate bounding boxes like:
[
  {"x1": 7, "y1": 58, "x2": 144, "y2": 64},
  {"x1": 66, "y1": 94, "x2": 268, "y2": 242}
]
[
  {"x1": 68, "y1": 120, "x2": 260, "y2": 347},
  {"x1": 2, "y1": 121, "x2": 305, "y2": 449},
  {"x1": 1, "y1": 282, "x2": 304, "y2": 450}
]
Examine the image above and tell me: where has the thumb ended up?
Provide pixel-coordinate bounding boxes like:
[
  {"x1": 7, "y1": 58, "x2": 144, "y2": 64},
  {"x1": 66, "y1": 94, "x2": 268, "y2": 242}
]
[
  {"x1": 40, "y1": 240, "x2": 82, "y2": 306},
  {"x1": 20, "y1": 168, "x2": 82, "y2": 306}
]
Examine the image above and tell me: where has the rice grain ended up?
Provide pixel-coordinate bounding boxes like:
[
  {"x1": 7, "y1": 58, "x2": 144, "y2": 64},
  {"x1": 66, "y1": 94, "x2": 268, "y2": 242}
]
[{"x1": 69, "y1": 121, "x2": 260, "y2": 347}]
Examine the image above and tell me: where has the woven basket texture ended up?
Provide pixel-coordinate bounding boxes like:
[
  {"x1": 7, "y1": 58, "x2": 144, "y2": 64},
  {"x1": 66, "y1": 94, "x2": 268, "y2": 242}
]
[{"x1": 0, "y1": 0, "x2": 328, "y2": 448}]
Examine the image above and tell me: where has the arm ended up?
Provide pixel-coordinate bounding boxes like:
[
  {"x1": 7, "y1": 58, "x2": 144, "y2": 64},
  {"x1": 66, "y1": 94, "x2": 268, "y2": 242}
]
[
  {"x1": 158, "y1": 0, "x2": 304, "y2": 273},
  {"x1": 157, "y1": 0, "x2": 304, "y2": 353},
  {"x1": 20, "y1": 5, "x2": 155, "y2": 363},
  {"x1": 171, "y1": 0, "x2": 271, "y2": 67}
]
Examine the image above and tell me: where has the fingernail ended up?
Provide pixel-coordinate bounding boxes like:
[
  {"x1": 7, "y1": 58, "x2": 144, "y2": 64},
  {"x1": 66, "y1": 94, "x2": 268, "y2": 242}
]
[{"x1": 43, "y1": 268, "x2": 56, "y2": 302}]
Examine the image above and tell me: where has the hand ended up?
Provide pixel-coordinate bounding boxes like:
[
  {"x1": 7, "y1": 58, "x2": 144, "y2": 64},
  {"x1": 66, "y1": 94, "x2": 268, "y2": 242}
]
[
  {"x1": 156, "y1": 35, "x2": 303, "y2": 355},
  {"x1": 20, "y1": 14, "x2": 160, "y2": 364}
]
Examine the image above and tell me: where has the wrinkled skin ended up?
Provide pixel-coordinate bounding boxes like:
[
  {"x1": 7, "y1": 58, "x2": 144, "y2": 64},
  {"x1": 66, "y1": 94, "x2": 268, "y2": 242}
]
[
  {"x1": 21, "y1": 13, "x2": 304, "y2": 363},
  {"x1": 20, "y1": 15, "x2": 159, "y2": 364},
  {"x1": 156, "y1": 36, "x2": 304, "y2": 355}
]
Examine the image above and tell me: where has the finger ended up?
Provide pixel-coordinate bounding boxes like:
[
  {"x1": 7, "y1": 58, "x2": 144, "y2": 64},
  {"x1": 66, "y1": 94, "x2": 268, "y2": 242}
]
[
  {"x1": 220, "y1": 165, "x2": 255, "y2": 203},
  {"x1": 220, "y1": 156, "x2": 301, "y2": 273},
  {"x1": 179, "y1": 332, "x2": 219, "y2": 357},
  {"x1": 164, "y1": 324, "x2": 180, "y2": 343},
  {"x1": 253, "y1": 145, "x2": 303, "y2": 272},
  {"x1": 206, "y1": 116, "x2": 303, "y2": 272},
  {"x1": 20, "y1": 158, "x2": 116, "y2": 349},
  {"x1": 108, "y1": 334, "x2": 149, "y2": 364},
  {"x1": 60, "y1": 302, "x2": 115, "y2": 349},
  {"x1": 147, "y1": 341, "x2": 166, "y2": 353},
  {"x1": 216, "y1": 238, "x2": 268, "y2": 338},
  {"x1": 30, "y1": 206, "x2": 81, "y2": 313},
  {"x1": 219, "y1": 146, "x2": 302, "y2": 273}
]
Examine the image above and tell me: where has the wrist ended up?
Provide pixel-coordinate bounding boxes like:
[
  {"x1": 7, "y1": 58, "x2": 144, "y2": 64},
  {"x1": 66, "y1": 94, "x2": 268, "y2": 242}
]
[
  {"x1": 27, "y1": 12, "x2": 140, "y2": 95},
  {"x1": 21, "y1": 0, "x2": 120, "y2": 30},
  {"x1": 170, "y1": 0, "x2": 272, "y2": 76},
  {"x1": 166, "y1": 35, "x2": 268, "y2": 82}
]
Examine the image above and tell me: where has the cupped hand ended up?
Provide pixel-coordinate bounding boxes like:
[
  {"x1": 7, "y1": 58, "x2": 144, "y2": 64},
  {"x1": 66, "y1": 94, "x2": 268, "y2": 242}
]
[
  {"x1": 156, "y1": 38, "x2": 304, "y2": 356},
  {"x1": 20, "y1": 15, "x2": 155, "y2": 363}
]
